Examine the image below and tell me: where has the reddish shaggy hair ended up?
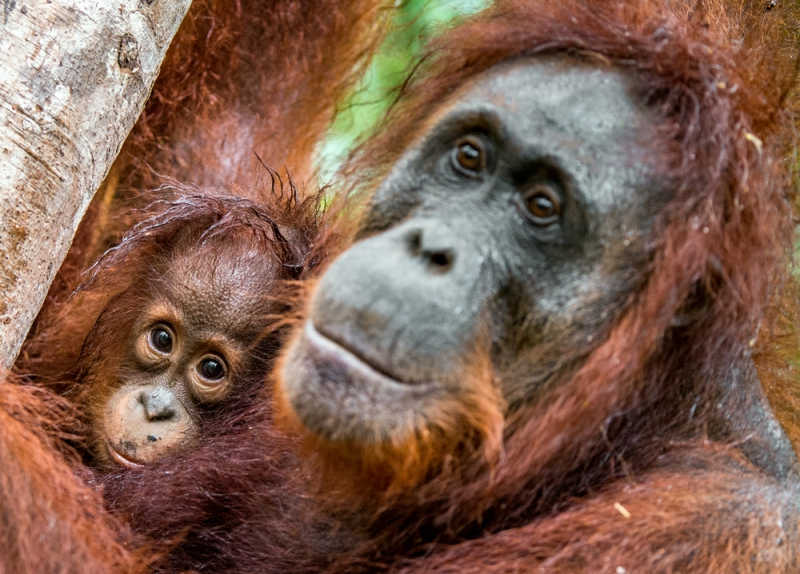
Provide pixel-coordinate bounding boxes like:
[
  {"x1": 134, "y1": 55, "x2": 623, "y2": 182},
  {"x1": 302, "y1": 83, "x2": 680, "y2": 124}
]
[
  {"x1": 18, "y1": 189, "x2": 327, "y2": 440},
  {"x1": 6, "y1": 0, "x2": 800, "y2": 571},
  {"x1": 45, "y1": 0, "x2": 387, "y2": 302},
  {"x1": 0, "y1": 378, "x2": 147, "y2": 573},
  {"x1": 13, "y1": 191, "x2": 338, "y2": 573},
  {"x1": 281, "y1": 0, "x2": 800, "y2": 570},
  {"x1": 4, "y1": 0, "x2": 387, "y2": 571}
]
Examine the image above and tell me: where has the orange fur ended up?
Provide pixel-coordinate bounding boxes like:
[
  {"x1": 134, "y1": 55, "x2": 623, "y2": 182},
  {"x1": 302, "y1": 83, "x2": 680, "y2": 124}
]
[
  {"x1": 6, "y1": 1, "x2": 389, "y2": 571},
  {"x1": 0, "y1": 375, "x2": 147, "y2": 573},
  {"x1": 274, "y1": 0, "x2": 800, "y2": 571}
]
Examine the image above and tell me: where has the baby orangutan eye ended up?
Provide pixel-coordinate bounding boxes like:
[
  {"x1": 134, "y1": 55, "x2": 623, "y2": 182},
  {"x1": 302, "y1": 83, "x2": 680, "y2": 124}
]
[
  {"x1": 190, "y1": 354, "x2": 230, "y2": 402},
  {"x1": 199, "y1": 357, "x2": 225, "y2": 381},
  {"x1": 148, "y1": 325, "x2": 174, "y2": 354}
]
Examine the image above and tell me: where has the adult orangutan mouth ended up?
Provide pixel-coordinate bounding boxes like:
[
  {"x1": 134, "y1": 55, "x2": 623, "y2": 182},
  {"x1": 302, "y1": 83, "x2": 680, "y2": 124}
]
[
  {"x1": 106, "y1": 441, "x2": 144, "y2": 469},
  {"x1": 287, "y1": 322, "x2": 441, "y2": 443},
  {"x1": 306, "y1": 321, "x2": 412, "y2": 388}
]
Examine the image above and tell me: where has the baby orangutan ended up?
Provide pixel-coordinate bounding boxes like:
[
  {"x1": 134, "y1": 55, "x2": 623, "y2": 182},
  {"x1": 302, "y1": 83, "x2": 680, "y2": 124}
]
[
  {"x1": 21, "y1": 192, "x2": 322, "y2": 469},
  {"x1": 95, "y1": 233, "x2": 277, "y2": 467}
]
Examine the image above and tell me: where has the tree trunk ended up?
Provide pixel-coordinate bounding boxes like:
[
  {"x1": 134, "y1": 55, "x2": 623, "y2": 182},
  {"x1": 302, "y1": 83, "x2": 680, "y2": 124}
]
[{"x1": 0, "y1": 0, "x2": 191, "y2": 368}]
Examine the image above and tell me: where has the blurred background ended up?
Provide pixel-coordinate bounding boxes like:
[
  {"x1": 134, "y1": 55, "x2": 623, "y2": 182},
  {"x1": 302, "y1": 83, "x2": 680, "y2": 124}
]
[{"x1": 319, "y1": 0, "x2": 489, "y2": 179}]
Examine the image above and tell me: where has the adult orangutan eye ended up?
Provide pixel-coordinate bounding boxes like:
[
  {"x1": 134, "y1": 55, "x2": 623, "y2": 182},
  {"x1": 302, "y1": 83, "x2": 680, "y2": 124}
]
[
  {"x1": 148, "y1": 326, "x2": 174, "y2": 354},
  {"x1": 452, "y1": 136, "x2": 486, "y2": 176},
  {"x1": 197, "y1": 356, "x2": 226, "y2": 382},
  {"x1": 523, "y1": 183, "x2": 562, "y2": 226}
]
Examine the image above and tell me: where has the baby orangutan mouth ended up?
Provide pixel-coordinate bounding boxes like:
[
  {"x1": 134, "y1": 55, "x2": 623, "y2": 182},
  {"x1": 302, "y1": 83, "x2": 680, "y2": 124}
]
[
  {"x1": 105, "y1": 440, "x2": 144, "y2": 469},
  {"x1": 102, "y1": 383, "x2": 197, "y2": 467}
]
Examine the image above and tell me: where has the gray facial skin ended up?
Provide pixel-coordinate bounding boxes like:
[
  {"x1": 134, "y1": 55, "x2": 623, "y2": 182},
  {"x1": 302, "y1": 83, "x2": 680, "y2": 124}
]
[{"x1": 281, "y1": 57, "x2": 671, "y2": 444}]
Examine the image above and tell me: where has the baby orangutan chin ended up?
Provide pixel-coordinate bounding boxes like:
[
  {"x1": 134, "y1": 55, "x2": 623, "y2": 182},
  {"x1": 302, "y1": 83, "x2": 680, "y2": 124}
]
[{"x1": 21, "y1": 193, "x2": 322, "y2": 469}]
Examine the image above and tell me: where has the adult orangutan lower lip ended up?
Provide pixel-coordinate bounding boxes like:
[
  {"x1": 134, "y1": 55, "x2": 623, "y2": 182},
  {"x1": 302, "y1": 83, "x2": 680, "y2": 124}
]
[
  {"x1": 307, "y1": 321, "x2": 410, "y2": 386},
  {"x1": 106, "y1": 442, "x2": 144, "y2": 468},
  {"x1": 284, "y1": 321, "x2": 441, "y2": 443}
]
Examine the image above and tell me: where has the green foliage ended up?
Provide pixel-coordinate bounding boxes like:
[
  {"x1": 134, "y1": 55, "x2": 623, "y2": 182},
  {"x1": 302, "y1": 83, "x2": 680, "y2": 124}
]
[{"x1": 319, "y1": 0, "x2": 489, "y2": 180}]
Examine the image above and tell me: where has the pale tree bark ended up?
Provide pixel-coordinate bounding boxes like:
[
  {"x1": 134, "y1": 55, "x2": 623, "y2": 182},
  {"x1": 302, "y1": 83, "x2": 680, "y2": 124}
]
[{"x1": 0, "y1": 0, "x2": 192, "y2": 368}]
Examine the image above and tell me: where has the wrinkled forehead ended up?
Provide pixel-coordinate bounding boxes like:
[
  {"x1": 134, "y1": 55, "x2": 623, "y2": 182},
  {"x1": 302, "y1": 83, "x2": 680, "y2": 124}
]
[
  {"x1": 160, "y1": 241, "x2": 281, "y2": 329},
  {"x1": 433, "y1": 56, "x2": 652, "y2": 143}
]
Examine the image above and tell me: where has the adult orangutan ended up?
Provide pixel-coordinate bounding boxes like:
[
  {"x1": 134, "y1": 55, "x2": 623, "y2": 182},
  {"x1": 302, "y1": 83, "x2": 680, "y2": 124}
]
[
  {"x1": 72, "y1": 1, "x2": 800, "y2": 572},
  {"x1": 273, "y1": 0, "x2": 800, "y2": 571},
  {"x1": 6, "y1": 0, "x2": 800, "y2": 573}
]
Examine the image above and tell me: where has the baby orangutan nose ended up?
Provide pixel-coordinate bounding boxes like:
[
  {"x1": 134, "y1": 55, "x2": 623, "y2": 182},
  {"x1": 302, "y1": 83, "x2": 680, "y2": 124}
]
[
  {"x1": 104, "y1": 383, "x2": 196, "y2": 468},
  {"x1": 140, "y1": 386, "x2": 178, "y2": 422}
]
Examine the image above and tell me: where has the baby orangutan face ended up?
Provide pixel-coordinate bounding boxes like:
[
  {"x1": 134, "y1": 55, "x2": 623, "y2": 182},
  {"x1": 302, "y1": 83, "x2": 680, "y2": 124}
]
[{"x1": 91, "y1": 241, "x2": 280, "y2": 468}]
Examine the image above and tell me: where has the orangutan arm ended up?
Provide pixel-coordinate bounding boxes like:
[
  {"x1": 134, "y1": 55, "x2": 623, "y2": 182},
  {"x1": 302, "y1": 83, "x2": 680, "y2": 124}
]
[{"x1": 399, "y1": 452, "x2": 796, "y2": 574}]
